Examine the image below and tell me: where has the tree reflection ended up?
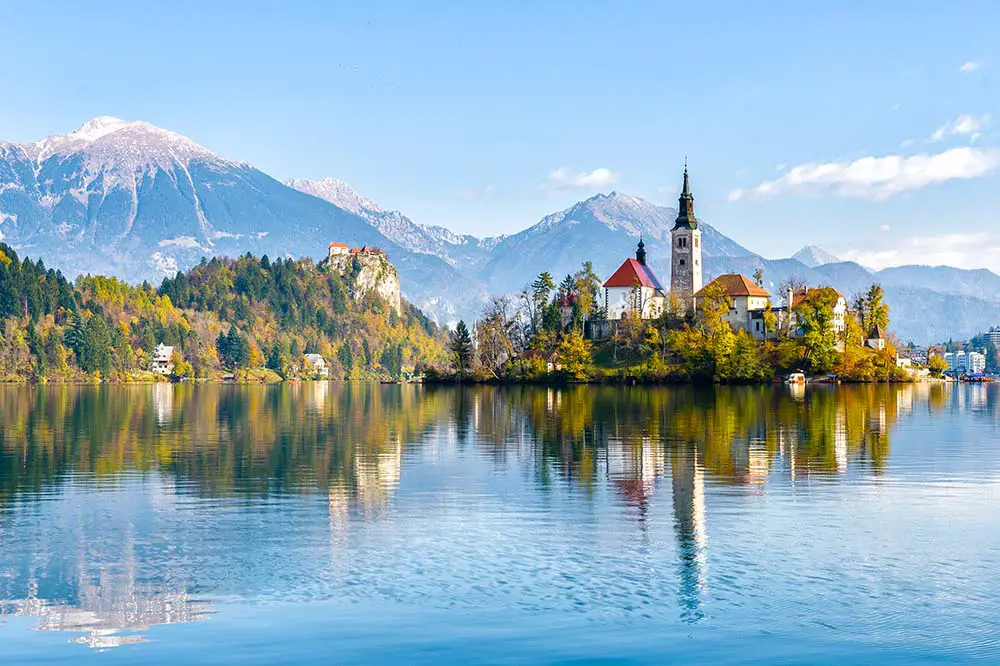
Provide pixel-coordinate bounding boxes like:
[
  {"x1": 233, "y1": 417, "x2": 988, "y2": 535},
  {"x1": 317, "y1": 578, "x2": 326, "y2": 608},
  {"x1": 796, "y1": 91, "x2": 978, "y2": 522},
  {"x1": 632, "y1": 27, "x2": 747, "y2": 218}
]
[{"x1": 0, "y1": 381, "x2": 959, "y2": 634}]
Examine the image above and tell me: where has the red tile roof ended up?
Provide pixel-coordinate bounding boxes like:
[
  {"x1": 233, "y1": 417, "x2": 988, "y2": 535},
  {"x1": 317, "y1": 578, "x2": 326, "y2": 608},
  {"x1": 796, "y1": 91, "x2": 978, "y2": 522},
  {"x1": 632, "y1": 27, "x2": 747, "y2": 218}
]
[
  {"x1": 603, "y1": 259, "x2": 665, "y2": 290},
  {"x1": 329, "y1": 242, "x2": 349, "y2": 248},
  {"x1": 697, "y1": 274, "x2": 770, "y2": 298}
]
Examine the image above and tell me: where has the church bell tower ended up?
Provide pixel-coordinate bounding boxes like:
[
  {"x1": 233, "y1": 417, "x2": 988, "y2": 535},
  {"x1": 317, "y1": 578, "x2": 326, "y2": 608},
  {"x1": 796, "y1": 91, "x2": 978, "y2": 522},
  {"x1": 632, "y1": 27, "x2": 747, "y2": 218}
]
[{"x1": 670, "y1": 162, "x2": 702, "y2": 312}]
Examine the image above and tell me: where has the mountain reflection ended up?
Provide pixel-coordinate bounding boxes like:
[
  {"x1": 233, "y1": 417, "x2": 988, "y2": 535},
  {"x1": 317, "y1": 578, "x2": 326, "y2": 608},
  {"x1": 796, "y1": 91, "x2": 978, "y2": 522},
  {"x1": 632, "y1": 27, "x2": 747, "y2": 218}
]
[{"x1": 0, "y1": 382, "x2": 959, "y2": 638}]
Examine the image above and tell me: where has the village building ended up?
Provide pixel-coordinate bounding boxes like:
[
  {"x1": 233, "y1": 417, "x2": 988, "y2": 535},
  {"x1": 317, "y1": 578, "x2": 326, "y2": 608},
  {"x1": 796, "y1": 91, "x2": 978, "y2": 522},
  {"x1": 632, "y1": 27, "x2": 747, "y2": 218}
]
[
  {"x1": 944, "y1": 350, "x2": 986, "y2": 374},
  {"x1": 328, "y1": 242, "x2": 349, "y2": 259},
  {"x1": 603, "y1": 239, "x2": 668, "y2": 320},
  {"x1": 865, "y1": 325, "x2": 886, "y2": 350},
  {"x1": 303, "y1": 353, "x2": 330, "y2": 377},
  {"x1": 151, "y1": 344, "x2": 174, "y2": 375},
  {"x1": 696, "y1": 274, "x2": 772, "y2": 340},
  {"x1": 671, "y1": 163, "x2": 703, "y2": 312},
  {"x1": 521, "y1": 348, "x2": 561, "y2": 374},
  {"x1": 776, "y1": 287, "x2": 849, "y2": 348}
]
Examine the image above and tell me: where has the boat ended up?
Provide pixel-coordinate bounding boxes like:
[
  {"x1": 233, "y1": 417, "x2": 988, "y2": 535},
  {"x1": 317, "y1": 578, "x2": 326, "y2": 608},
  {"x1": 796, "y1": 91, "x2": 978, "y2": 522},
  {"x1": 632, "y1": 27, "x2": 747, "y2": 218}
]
[{"x1": 785, "y1": 372, "x2": 806, "y2": 385}]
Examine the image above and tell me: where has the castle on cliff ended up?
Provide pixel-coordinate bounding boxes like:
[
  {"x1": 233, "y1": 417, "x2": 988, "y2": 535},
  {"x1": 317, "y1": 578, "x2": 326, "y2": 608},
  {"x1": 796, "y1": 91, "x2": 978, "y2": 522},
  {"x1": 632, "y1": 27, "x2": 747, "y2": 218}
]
[{"x1": 326, "y1": 242, "x2": 402, "y2": 315}]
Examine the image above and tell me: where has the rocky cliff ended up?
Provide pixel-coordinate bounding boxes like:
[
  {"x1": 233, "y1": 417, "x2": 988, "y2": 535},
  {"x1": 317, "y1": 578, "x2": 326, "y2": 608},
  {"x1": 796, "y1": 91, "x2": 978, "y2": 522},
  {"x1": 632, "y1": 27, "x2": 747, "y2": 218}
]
[{"x1": 327, "y1": 250, "x2": 402, "y2": 315}]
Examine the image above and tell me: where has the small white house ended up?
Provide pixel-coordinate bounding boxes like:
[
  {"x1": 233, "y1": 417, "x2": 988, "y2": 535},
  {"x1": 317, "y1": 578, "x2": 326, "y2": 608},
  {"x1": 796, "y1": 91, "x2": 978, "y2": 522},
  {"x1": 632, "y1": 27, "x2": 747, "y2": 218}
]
[
  {"x1": 152, "y1": 344, "x2": 174, "y2": 375},
  {"x1": 304, "y1": 353, "x2": 330, "y2": 377},
  {"x1": 328, "y1": 242, "x2": 350, "y2": 260},
  {"x1": 783, "y1": 287, "x2": 849, "y2": 338}
]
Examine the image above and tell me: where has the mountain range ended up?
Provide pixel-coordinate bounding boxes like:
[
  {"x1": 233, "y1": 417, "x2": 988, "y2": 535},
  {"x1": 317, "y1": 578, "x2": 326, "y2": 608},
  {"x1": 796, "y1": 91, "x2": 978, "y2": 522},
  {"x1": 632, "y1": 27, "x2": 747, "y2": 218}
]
[{"x1": 2, "y1": 117, "x2": 1000, "y2": 342}]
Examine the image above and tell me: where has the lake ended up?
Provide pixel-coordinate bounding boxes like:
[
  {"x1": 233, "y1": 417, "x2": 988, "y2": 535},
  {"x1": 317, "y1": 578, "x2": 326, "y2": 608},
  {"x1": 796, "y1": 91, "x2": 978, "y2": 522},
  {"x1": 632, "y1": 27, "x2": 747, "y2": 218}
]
[{"x1": 0, "y1": 382, "x2": 998, "y2": 664}]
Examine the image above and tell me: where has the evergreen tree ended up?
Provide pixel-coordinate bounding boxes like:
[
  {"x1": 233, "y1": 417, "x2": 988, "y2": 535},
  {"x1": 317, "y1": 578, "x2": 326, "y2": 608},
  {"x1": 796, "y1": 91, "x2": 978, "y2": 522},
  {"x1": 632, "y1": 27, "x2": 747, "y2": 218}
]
[{"x1": 450, "y1": 320, "x2": 474, "y2": 374}]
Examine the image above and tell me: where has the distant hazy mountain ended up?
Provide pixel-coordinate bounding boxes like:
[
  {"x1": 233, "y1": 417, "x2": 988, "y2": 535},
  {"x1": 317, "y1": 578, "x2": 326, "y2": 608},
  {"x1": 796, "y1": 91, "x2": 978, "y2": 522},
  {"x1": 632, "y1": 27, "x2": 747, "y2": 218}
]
[
  {"x1": 0, "y1": 118, "x2": 485, "y2": 322},
  {"x1": 791, "y1": 245, "x2": 842, "y2": 268}
]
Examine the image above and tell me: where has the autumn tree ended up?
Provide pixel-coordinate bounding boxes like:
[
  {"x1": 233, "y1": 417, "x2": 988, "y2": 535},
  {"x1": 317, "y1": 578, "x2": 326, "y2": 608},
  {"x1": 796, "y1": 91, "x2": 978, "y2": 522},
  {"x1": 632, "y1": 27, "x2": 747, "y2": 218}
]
[
  {"x1": 476, "y1": 297, "x2": 517, "y2": 379},
  {"x1": 793, "y1": 288, "x2": 838, "y2": 373},
  {"x1": 554, "y1": 331, "x2": 594, "y2": 380}
]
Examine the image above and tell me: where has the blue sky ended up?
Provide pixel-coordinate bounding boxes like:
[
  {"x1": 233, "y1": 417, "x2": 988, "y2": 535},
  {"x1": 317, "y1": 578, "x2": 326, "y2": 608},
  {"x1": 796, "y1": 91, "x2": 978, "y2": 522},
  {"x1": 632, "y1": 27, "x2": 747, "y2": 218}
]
[{"x1": 2, "y1": 1, "x2": 998, "y2": 268}]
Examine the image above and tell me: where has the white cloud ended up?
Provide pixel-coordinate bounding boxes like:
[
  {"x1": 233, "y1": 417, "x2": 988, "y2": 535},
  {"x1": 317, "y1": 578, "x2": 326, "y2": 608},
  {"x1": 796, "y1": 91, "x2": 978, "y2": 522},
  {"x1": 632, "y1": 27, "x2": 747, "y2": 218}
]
[
  {"x1": 842, "y1": 232, "x2": 1000, "y2": 271},
  {"x1": 728, "y1": 147, "x2": 1000, "y2": 202},
  {"x1": 879, "y1": 224, "x2": 891, "y2": 232},
  {"x1": 930, "y1": 114, "x2": 990, "y2": 142},
  {"x1": 543, "y1": 167, "x2": 619, "y2": 191},
  {"x1": 959, "y1": 61, "x2": 981, "y2": 73},
  {"x1": 159, "y1": 236, "x2": 209, "y2": 250}
]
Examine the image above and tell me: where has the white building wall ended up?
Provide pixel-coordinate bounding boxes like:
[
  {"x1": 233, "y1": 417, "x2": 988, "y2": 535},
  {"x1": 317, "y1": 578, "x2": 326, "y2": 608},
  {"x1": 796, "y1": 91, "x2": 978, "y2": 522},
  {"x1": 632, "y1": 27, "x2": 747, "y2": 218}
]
[{"x1": 605, "y1": 286, "x2": 665, "y2": 321}]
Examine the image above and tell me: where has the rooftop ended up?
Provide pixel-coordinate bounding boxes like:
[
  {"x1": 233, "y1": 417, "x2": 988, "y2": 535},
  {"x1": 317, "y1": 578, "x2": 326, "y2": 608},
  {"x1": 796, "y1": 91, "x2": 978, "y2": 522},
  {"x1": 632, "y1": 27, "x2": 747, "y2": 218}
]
[
  {"x1": 604, "y1": 258, "x2": 665, "y2": 290},
  {"x1": 697, "y1": 274, "x2": 770, "y2": 298}
]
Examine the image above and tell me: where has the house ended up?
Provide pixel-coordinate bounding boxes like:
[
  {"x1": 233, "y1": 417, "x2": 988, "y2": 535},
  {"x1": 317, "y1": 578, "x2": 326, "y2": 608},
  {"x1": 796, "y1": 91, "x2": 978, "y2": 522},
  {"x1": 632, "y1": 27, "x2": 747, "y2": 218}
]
[
  {"x1": 696, "y1": 274, "x2": 771, "y2": 340},
  {"x1": 303, "y1": 353, "x2": 330, "y2": 377},
  {"x1": 521, "y1": 348, "x2": 561, "y2": 373},
  {"x1": 603, "y1": 239, "x2": 668, "y2": 320},
  {"x1": 151, "y1": 344, "x2": 174, "y2": 375},
  {"x1": 328, "y1": 242, "x2": 349, "y2": 260},
  {"x1": 779, "y1": 287, "x2": 849, "y2": 341},
  {"x1": 865, "y1": 325, "x2": 886, "y2": 350}
]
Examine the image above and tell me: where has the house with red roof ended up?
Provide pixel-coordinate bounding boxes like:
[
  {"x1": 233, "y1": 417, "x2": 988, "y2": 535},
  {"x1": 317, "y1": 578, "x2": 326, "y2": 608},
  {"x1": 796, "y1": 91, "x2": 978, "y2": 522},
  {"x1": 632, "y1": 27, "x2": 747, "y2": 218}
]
[
  {"x1": 696, "y1": 273, "x2": 773, "y2": 340},
  {"x1": 781, "y1": 287, "x2": 849, "y2": 340},
  {"x1": 328, "y1": 241, "x2": 349, "y2": 260},
  {"x1": 603, "y1": 239, "x2": 668, "y2": 320}
]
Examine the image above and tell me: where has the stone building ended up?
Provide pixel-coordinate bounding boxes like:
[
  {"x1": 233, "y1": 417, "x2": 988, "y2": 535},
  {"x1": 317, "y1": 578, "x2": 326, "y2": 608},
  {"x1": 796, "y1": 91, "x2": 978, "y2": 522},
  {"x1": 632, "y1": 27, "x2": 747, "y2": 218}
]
[{"x1": 671, "y1": 163, "x2": 703, "y2": 313}]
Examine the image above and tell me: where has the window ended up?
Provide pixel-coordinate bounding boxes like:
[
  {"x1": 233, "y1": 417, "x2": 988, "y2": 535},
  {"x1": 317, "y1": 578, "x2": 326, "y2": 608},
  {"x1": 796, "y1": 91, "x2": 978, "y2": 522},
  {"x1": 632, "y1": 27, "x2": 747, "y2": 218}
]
[
  {"x1": 677, "y1": 237, "x2": 687, "y2": 248},
  {"x1": 679, "y1": 259, "x2": 685, "y2": 266},
  {"x1": 694, "y1": 238, "x2": 699, "y2": 248}
]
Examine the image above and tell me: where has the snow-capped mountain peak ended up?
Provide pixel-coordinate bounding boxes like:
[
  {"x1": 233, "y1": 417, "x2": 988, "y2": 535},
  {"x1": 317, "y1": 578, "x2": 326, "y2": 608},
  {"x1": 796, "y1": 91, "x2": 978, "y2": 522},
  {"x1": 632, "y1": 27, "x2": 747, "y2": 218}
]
[
  {"x1": 31, "y1": 116, "x2": 218, "y2": 165},
  {"x1": 792, "y1": 245, "x2": 842, "y2": 268}
]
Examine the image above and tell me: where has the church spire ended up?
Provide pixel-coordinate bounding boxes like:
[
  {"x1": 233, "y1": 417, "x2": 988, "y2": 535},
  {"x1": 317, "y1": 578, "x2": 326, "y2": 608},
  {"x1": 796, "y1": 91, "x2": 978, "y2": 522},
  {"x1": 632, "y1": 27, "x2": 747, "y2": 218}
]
[
  {"x1": 673, "y1": 160, "x2": 697, "y2": 230},
  {"x1": 635, "y1": 236, "x2": 647, "y2": 265}
]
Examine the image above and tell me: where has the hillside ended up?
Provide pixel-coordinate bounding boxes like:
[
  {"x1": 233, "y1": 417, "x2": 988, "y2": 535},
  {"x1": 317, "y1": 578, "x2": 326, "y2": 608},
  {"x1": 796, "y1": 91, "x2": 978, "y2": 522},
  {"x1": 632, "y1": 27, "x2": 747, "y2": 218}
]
[{"x1": 0, "y1": 242, "x2": 445, "y2": 381}]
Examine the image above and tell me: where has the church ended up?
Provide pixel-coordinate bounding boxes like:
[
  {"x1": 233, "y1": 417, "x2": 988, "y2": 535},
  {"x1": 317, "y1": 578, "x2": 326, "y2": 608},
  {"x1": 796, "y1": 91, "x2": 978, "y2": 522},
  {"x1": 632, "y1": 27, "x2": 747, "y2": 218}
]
[{"x1": 602, "y1": 165, "x2": 703, "y2": 319}]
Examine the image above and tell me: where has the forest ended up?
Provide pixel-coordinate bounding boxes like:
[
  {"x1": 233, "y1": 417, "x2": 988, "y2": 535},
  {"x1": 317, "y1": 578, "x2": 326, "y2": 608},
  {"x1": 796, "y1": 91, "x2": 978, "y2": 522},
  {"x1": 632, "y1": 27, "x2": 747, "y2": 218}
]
[{"x1": 0, "y1": 243, "x2": 446, "y2": 382}]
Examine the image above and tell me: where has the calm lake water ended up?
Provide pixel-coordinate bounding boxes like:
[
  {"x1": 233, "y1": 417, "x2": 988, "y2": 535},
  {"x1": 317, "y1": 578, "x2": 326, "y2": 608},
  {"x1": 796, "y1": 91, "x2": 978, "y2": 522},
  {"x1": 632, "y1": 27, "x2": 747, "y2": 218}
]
[{"x1": 1, "y1": 382, "x2": 998, "y2": 664}]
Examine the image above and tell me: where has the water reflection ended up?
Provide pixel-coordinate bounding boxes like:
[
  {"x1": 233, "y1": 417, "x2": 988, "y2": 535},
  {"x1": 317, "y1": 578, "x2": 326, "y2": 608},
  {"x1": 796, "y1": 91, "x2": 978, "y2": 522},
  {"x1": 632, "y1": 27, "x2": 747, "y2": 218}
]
[{"x1": 0, "y1": 382, "x2": 970, "y2": 646}]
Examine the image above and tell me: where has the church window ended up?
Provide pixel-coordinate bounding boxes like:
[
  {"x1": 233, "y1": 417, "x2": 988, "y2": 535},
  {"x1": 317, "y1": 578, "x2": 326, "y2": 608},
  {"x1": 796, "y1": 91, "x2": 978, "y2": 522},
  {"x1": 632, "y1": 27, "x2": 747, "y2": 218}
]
[
  {"x1": 679, "y1": 259, "x2": 685, "y2": 266},
  {"x1": 695, "y1": 238, "x2": 699, "y2": 248}
]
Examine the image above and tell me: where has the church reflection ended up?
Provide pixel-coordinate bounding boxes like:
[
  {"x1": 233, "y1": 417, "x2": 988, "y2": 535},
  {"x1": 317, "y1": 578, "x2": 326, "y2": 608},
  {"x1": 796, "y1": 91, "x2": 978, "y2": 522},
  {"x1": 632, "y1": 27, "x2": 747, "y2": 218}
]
[{"x1": 512, "y1": 383, "x2": 942, "y2": 622}]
